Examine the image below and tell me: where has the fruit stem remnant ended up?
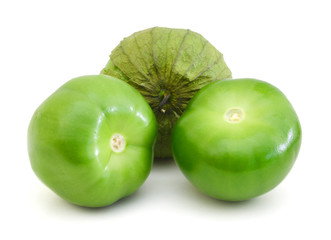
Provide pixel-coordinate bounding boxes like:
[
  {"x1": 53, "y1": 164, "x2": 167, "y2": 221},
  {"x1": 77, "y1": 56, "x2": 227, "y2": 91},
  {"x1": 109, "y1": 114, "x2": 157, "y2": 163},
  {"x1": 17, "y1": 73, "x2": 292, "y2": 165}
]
[
  {"x1": 225, "y1": 108, "x2": 245, "y2": 123},
  {"x1": 110, "y1": 134, "x2": 126, "y2": 153},
  {"x1": 158, "y1": 91, "x2": 171, "y2": 113}
]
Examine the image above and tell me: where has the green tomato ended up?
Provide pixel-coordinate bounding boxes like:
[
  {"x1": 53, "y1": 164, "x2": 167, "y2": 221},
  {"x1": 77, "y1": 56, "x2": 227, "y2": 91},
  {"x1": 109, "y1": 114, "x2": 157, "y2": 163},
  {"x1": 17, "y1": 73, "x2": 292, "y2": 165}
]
[
  {"x1": 28, "y1": 75, "x2": 158, "y2": 207},
  {"x1": 172, "y1": 78, "x2": 301, "y2": 201}
]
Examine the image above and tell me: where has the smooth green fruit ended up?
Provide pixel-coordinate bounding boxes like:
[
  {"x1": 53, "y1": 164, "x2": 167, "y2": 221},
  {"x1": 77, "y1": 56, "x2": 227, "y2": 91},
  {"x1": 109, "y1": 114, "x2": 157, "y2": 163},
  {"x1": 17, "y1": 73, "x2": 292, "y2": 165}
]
[
  {"x1": 172, "y1": 78, "x2": 301, "y2": 201},
  {"x1": 28, "y1": 75, "x2": 158, "y2": 207},
  {"x1": 101, "y1": 27, "x2": 232, "y2": 158}
]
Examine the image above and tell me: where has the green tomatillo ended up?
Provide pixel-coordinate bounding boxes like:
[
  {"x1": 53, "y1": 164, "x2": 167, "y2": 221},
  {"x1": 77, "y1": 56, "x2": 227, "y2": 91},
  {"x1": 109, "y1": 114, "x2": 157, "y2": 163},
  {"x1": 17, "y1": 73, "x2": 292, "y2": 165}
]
[
  {"x1": 28, "y1": 75, "x2": 158, "y2": 207},
  {"x1": 101, "y1": 27, "x2": 232, "y2": 158},
  {"x1": 171, "y1": 78, "x2": 301, "y2": 201}
]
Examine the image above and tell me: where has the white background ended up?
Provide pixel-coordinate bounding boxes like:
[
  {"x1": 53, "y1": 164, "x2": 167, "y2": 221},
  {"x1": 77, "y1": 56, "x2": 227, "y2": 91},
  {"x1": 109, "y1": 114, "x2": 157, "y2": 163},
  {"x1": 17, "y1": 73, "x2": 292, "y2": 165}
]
[{"x1": 1, "y1": 0, "x2": 330, "y2": 239}]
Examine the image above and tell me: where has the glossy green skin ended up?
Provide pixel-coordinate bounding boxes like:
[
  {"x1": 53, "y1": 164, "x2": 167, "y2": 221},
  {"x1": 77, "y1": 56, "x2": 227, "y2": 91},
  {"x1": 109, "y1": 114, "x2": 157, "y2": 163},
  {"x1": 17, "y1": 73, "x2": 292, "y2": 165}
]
[
  {"x1": 28, "y1": 75, "x2": 158, "y2": 207},
  {"x1": 172, "y1": 79, "x2": 301, "y2": 201}
]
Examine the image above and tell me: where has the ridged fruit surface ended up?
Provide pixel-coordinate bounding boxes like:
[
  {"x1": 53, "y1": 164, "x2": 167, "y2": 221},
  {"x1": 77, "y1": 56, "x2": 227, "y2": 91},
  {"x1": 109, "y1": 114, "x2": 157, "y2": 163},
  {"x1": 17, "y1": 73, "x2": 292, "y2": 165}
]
[{"x1": 28, "y1": 75, "x2": 158, "y2": 207}]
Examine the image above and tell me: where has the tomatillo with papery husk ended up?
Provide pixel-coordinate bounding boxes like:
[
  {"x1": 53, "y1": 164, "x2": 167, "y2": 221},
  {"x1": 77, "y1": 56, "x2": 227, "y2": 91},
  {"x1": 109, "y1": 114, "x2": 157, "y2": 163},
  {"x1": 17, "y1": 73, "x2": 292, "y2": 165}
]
[{"x1": 101, "y1": 27, "x2": 232, "y2": 158}]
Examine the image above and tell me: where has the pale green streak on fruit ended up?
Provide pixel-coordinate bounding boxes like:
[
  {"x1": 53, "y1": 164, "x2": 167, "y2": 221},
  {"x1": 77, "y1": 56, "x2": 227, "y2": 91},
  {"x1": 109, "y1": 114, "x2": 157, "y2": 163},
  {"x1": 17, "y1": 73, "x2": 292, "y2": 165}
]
[{"x1": 101, "y1": 27, "x2": 232, "y2": 158}]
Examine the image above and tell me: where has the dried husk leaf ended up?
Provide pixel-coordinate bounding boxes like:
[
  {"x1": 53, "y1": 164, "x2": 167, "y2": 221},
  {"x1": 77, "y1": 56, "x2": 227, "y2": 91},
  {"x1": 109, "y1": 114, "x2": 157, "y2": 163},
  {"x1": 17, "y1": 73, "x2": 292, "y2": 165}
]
[{"x1": 101, "y1": 27, "x2": 231, "y2": 158}]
